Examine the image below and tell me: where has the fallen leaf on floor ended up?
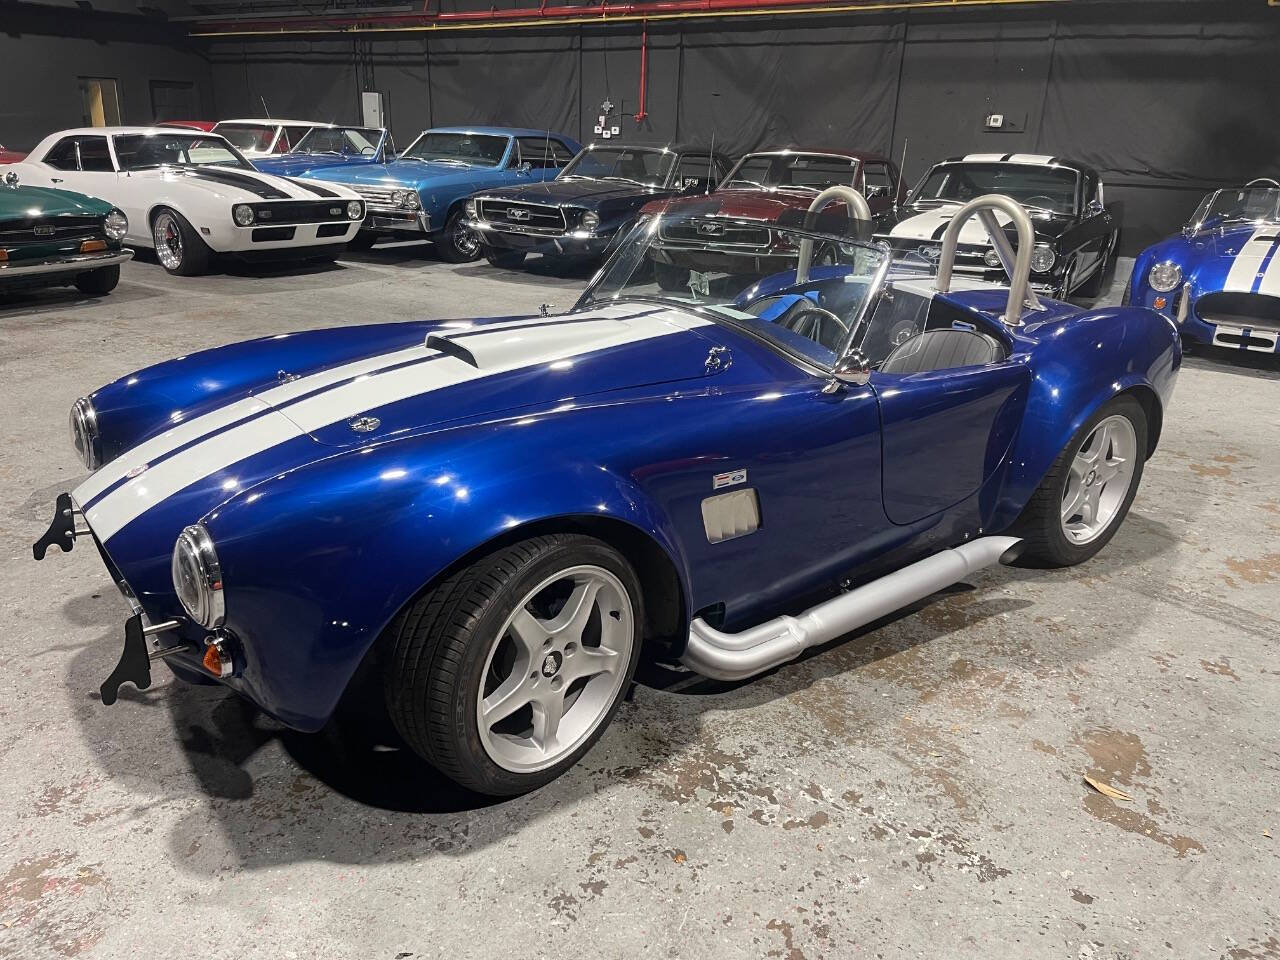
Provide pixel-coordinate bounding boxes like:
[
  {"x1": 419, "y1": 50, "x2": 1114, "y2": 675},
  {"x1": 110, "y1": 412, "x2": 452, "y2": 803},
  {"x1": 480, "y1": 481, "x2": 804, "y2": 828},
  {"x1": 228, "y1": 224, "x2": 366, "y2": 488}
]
[
  {"x1": 1084, "y1": 775, "x2": 1133, "y2": 802},
  {"x1": 1264, "y1": 829, "x2": 1273, "y2": 839}
]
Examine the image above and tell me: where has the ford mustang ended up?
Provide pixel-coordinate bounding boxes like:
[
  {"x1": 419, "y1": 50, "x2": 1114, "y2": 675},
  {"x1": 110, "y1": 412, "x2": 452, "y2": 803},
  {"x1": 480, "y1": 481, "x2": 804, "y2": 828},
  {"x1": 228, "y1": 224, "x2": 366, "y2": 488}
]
[
  {"x1": 1126, "y1": 178, "x2": 1280, "y2": 353},
  {"x1": 33, "y1": 191, "x2": 1179, "y2": 796}
]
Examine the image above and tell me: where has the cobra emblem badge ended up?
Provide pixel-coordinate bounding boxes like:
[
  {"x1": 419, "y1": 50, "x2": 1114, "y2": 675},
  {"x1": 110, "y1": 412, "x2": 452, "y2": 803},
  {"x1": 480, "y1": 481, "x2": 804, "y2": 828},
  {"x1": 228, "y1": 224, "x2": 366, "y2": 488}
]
[{"x1": 540, "y1": 651, "x2": 562, "y2": 677}]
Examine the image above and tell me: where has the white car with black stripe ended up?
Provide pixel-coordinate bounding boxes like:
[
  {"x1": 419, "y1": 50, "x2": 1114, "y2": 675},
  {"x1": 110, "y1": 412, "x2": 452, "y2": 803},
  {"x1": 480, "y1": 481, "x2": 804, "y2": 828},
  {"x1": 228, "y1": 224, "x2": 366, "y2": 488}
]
[
  {"x1": 7, "y1": 127, "x2": 365, "y2": 275},
  {"x1": 877, "y1": 153, "x2": 1120, "y2": 299}
]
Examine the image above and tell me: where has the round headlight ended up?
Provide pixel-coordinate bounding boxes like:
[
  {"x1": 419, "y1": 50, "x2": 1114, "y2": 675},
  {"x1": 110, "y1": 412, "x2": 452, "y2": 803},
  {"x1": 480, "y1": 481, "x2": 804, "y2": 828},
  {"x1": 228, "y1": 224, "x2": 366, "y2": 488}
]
[
  {"x1": 581, "y1": 210, "x2": 600, "y2": 231},
  {"x1": 403, "y1": 191, "x2": 421, "y2": 210},
  {"x1": 1029, "y1": 243, "x2": 1057, "y2": 274},
  {"x1": 983, "y1": 249, "x2": 1002, "y2": 269},
  {"x1": 1148, "y1": 260, "x2": 1183, "y2": 293},
  {"x1": 68, "y1": 397, "x2": 100, "y2": 471},
  {"x1": 104, "y1": 209, "x2": 128, "y2": 241},
  {"x1": 171, "y1": 524, "x2": 225, "y2": 630},
  {"x1": 233, "y1": 204, "x2": 254, "y2": 227},
  {"x1": 346, "y1": 200, "x2": 364, "y2": 221},
  {"x1": 464, "y1": 199, "x2": 478, "y2": 219}
]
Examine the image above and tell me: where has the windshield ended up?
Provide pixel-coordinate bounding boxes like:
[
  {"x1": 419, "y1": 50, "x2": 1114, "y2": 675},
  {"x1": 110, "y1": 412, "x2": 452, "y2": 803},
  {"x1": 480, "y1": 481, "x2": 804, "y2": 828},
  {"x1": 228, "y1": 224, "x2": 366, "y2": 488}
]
[
  {"x1": 724, "y1": 153, "x2": 858, "y2": 192},
  {"x1": 579, "y1": 206, "x2": 889, "y2": 370},
  {"x1": 401, "y1": 131, "x2": 509, "y2": 166},
  {"x1": 560, "y1": 147, "x2": 675, "y2": 187},
  {"x1": 114, "y1": 134, "x2": 251, "y2": 171},
  {"x1": 1191, "y1": 186, "x2": 1280, "y2": 227},
  {"x1": 913, "y1": 163, "x2": 1079, "y2": 215},
  {"x1": 291, "y1": 126, "x2": 382, "y2": 157},
  {"x1": 213, "y1": 123, "x2": 277, "y2": 152}
]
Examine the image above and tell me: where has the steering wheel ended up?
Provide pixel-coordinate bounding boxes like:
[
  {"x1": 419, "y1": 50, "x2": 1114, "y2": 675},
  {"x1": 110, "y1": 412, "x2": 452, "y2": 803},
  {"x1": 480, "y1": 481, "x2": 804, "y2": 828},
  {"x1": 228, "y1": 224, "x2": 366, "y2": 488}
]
[
  {"x1": 775, "y1": 300, "x2": 850, "y2": 351},
  {"x1": 1246, "y1": 177, "x2": 1279, "y2": 188}
]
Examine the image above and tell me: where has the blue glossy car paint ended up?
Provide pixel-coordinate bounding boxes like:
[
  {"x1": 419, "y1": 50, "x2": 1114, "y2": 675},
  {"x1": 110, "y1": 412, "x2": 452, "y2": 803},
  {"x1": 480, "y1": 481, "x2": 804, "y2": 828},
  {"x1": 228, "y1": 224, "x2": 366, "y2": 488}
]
[
  {"x1": 1130, "y1": 212, "x2": 1280, "y2": 353},
  {"x1": 61, "y1": 262, "x2": 1178, "y2": 732},
  {"x1": 251, "y1": 128, "x2": 393, "y2": 178},
  {"x1": 305, "y1": 126, "x2": 583, "y2": 240}
]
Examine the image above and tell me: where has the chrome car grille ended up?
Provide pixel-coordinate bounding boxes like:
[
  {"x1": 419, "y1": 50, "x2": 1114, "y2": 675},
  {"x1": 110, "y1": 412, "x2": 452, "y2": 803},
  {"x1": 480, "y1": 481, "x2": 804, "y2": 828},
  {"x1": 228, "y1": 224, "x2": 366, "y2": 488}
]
[
  {"x1": 246, "y1": 200, "x2": 360, "y2": 225},
  {"x1": 658, "y1": 219, "x2": 770, "y2": 249},
  {"x1": 1195, "y1": 291, "x2": 1280, "y2": 333},
  {"x1": 479, "y1": 200, "x2": 567, "y2": 234},
  {"x1": 0, "y1": 216, "x2": 104, "y2": 245},
  {"x1": 352, "y1": 185, "x2": 398, "y2": 206}
]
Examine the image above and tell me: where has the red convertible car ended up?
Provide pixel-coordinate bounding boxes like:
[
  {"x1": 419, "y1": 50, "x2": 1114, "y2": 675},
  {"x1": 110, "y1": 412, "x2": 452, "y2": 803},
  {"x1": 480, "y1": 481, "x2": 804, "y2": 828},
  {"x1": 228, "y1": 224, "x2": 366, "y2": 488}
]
[
  {"x1": 643, "y1": 147, "x2": 905, "y2": 287},
  {"x1": 0, "y1": 143, "x2": 27, "y2": 163}
]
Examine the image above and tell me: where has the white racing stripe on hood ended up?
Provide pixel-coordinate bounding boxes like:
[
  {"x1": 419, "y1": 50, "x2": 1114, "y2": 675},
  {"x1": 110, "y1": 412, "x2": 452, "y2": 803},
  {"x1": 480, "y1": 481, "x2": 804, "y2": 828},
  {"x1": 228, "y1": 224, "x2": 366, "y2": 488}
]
[
  {"x1": 1260, "y1": 240, "x2": 1280, "y2": 295},
  {"x1": 77, "y1": 307, "x2": 709, "y2": 542},
  {"x1": 889, "y1": 207, "x2": 1012, "y2": 245},
  {"x1": 1223, "y1": 228, "x2": 1279, "y2": 292}
]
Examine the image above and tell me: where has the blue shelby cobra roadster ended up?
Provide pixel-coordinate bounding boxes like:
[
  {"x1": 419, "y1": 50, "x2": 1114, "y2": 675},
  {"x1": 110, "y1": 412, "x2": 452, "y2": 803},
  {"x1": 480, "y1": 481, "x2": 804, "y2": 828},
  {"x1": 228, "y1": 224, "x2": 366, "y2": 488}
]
[{"x1": 35, "y1": 190, "x2": 1180, "y2": 795}]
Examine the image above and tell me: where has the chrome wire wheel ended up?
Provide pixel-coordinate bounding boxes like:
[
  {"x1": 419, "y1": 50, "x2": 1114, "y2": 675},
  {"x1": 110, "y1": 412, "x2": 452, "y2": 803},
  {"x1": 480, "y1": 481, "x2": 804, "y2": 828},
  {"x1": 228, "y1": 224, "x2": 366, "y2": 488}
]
[
  {"x1": 476, "y1": 564, "x2": 634, "y2": 774},
  {"x1": 153, "y1": 211, "x2": 184, "y2": 271},
  {"x1": 1060, "y1": 413, "x2": 1138, "y2": 545},
  {"x1": 453, "y1": 218, "x2": 480, "y2": 259}
]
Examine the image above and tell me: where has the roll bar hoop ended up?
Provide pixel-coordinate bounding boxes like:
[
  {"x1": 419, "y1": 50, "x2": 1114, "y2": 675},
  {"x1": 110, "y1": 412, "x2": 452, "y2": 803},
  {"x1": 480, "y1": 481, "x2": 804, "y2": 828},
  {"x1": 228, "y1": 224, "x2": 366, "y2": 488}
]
[
  {"x1": 795, "y1": 186, "x2": 873, "y2": 285},
  {"x1": 933, "y1": 194, "x2": 1042, "y2": 326}
]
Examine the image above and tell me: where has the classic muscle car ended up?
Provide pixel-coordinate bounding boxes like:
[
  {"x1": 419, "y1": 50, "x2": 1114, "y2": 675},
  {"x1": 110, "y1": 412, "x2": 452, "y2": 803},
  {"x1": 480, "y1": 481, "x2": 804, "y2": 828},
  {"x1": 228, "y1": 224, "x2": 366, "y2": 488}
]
[
  {"x1": 157, "y1": 121, "x2": 217, "y2": 132},
  {"x1": 878, "y1": 154, "x2": 1119, "y2": 300},
  {"x1": 0, "y1": 170, "x2": 132, "y2": 295},
  {"x1": 1126, "y1": 178, "x2": 1280, "y2": 353},
  {"x1": 313, "y1": 126, "x2": 583, "y2": 259},
  {"x1": 252, "y1": 126, "x2": 394, "y2": 178},
  {"x1": 0, "y1": 143, "x2": 28, "y2": 163},
  {"x1": 33, "y1": 191, "x2": 1179, "y2": 797},
  {"x1": 212, "y1": 119, "x2": 328, "y2": 158},
  {"x1": 643, "y1": 147, "x2": 905, "y2": 288},
  {"x1": 464, "y1": 142, "x2": 731, "y2": 269},
  {"x1": 7, "y1": 127, "x2": 365, "y2": 276}
]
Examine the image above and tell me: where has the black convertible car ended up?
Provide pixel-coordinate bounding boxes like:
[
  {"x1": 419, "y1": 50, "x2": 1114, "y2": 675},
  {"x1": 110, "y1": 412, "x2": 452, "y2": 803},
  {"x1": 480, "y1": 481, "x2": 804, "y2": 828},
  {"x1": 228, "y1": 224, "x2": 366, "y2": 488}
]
[
  {"x1": 877, "y1": 153, "x2": 1121, "y2": 299},
  {"x1": 464, "y1": 141, "x2": 731, "y2": 269}
]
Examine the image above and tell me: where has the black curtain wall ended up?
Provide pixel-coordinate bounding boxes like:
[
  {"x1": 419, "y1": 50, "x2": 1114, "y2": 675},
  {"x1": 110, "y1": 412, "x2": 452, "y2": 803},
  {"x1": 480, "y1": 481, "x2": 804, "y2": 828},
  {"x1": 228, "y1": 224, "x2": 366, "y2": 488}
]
[{"x1": 206, "y1": 1, "x2": 1280, "y2": 254}]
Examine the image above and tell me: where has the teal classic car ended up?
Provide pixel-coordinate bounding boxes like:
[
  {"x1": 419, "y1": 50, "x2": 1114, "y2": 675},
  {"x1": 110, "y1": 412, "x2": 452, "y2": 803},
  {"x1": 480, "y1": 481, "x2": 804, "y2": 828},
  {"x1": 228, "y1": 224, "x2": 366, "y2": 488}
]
[{"x1": 0, "y1": 171, "x2": 132, "y2": 296}]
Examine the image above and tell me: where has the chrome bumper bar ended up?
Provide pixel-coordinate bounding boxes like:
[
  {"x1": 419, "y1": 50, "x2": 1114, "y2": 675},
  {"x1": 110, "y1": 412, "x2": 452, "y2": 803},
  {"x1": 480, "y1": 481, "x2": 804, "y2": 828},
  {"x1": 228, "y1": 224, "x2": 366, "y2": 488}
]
[{"x1": 0, "y1": 249, "x2": 133, "y2": 277}]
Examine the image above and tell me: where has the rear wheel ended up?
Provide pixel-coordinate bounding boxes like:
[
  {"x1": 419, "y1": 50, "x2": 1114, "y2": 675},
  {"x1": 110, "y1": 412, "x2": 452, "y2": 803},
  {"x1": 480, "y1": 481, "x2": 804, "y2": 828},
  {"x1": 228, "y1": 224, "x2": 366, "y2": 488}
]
[
  {"x1": 435, "y1": 208, "x2": 482, "y2": 263},
  {"x1": 74, "y1": 265, "x2": 120, "y2": 296},
  {"x1": 151, "y1": 207, "x2": 211, "y2": 276},
  {"x1": 382, "y1": 534, "x2": 643, "y2": 796},
  {"x1": 1013, "y1": 394, "x2": 1148, "y2": 567},
  {"x1": 484, "y1": 247, "x2": 527, "y2": 269}
]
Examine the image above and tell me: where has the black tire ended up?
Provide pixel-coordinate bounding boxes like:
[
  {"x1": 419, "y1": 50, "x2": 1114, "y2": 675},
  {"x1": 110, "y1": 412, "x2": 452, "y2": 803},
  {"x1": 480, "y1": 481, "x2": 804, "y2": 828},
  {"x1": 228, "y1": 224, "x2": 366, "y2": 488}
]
[
  {"x1": 346, "y1": 231, "x2": 378, "y2": 252},
  {"x1": 381, "y1": 534, "x2": 644, "y2": 796},
  {"x1": 74, "y1": 264, "x2": 120, "y2": 296},
  {"x1": 435, "y1": 207, "x2": 482, "y2": 263},
  {"x1": 1013, "y1": 394, "x2": 1148, "y2": 568},
  {"x1": 484, "y1": 247, "x2": 526, "y2": 269},
  {"x1": 654, "y1": 260, "x2": 689, "y2": 292},
  {"x1": 151, "y1": 207, "x2": 211, "y2": 276}
]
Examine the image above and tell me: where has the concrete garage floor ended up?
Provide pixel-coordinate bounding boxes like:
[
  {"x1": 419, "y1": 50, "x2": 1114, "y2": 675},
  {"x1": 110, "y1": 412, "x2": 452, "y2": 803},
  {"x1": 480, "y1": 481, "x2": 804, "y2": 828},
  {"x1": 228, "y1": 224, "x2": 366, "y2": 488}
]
[{"x1": 1, "y1": 248, "x2": 1278, "y2": 960}]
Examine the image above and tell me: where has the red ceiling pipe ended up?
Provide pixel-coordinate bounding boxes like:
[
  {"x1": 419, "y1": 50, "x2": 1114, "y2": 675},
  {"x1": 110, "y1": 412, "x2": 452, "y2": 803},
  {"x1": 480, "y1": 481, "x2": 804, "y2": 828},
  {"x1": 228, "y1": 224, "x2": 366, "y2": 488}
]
[
  {"x1": 192, "y1": 0, "x2": 885, "y2": 35},
  {"x1": 634, "y1": 21, "x2": 648, "y2": 122}
]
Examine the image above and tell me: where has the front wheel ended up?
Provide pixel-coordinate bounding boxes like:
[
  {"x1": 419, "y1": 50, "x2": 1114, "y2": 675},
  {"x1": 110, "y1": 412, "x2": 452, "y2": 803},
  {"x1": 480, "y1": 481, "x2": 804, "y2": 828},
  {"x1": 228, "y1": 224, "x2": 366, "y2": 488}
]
[
  {"x1": 151, "y1": 207, "x2": 211, "y2": 276},
  {"x1": 435, "y1": 208, "x2": 482, "y2": 263},
  {"x1": 1013, "y1": 394, "x2": 1148, "y2": 568},
  {"x1": 74, "y1": 264, "x2": 120, "y2": 296},
  {"x1": 484, "y1": 247, "x2": 526, "y2": 269},
  {"x1": 381, "y1": 534, "x2": 643, "y2": 796}
]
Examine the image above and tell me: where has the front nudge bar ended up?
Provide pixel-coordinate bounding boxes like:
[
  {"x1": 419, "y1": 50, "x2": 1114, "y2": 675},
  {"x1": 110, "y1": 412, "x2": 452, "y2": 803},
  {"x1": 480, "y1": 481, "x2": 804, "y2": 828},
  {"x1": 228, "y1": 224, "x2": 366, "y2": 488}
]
[
  {"x1": 32, "y1": 493, "x2": 84, "y2": 560},
  {"x1": 100, "y1": 615, "x2": 191, "y2": 705}
]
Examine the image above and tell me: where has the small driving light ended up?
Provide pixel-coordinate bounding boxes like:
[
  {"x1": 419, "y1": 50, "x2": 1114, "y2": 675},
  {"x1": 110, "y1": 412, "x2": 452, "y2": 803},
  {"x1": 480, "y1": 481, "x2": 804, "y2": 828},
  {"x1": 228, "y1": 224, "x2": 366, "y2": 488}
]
[
  {"x1": 202, "y1": 638, "x2": 233, "y2": 678},
  {"x1": 581, "y1": 210, "x2": 600, "y2": 231},
  {"x1": 983, "y1": 249, "x2": 1002, "y2": 269},
  {"x1": 465, "y1": 199, "x2": 478, "y2": 219},
  {"x1": 80, "y1": 239, "x2": 107, "y2": 253},
  {"x1": 172, "y1": 524, "x2": 225, "y2": 630},
  {"x1": 346, "y1": 200, "x2": 364, "y2": 221},
  {"x1": 1029, "y1": 243, "x2": 1056, "y2": 274},
  {"x1": 1148, "y1": 260, "x2": 1182, "y2": 293},
  {"x1": 233, "y1": 204, "x2": 254, "y2": 227},
  {"x1": 104, "y1": 209, "x2": 128, "y2": 241},
  {"x1": 68, "y1": 397, "x2": 101, "y2": 470}
]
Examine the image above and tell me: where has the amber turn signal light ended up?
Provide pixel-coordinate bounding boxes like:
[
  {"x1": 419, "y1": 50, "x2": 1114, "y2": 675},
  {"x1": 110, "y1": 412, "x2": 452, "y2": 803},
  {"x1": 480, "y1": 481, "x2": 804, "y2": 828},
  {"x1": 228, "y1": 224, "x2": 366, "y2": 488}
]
[
  {"x1": 1153, "y1": 296, "x2": 1167, "y2": 310},
  {"x1": 80, "y1": 239, "x2": 108, "y2": 253},
  {"x1": 202, "y1": 639, "x2": 232, "y2": 678},
  {"x1": 0, "y1": 249, "x2": 8, "y2": 262}
]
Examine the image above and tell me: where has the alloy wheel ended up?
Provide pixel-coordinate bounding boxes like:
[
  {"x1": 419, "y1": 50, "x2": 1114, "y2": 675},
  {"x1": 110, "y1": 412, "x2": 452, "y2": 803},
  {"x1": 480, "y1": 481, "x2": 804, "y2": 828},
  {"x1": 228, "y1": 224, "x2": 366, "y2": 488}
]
[
  {"x1": 153, "y1": 212, "x2": 184, "y2": 271},
  {"x1": 1060, "y1": 413, "x2": 1138, "y2": 545}
]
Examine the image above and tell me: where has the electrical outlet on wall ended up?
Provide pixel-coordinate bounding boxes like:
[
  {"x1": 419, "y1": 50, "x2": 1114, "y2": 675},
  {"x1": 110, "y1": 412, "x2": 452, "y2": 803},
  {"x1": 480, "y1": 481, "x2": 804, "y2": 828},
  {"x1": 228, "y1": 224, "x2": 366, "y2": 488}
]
[
  {"x1": 983, "y1": 112, "x2": 1026, "y2": 133},
  {"x1": 985, "y1": 113, "x2": 1005, "y2": 129}
]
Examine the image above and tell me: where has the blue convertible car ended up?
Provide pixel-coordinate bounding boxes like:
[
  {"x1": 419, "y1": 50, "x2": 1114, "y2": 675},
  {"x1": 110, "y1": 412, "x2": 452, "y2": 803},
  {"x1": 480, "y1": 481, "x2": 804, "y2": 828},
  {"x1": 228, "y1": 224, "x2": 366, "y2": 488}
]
[
  {"x1": 311, "y1": 125, "x2": 582, "y2": 260},
  {"x1": 251, "y1": 125, "x2": 394, "y2": 178},
  {"x1": 35, "y1": 191, "x2": 1179, "y2": 796},
  {"x1": 1128, "y1": 178, "x2": 1280, "y2": 354}
]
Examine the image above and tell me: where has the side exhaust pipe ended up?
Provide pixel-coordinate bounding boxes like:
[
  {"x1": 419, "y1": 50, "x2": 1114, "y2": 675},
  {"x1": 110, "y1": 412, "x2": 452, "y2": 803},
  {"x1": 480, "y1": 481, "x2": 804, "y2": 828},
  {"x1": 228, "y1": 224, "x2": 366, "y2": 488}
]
[{"x1": 680, "y1": 536, "x2": 1022, "y2": 682}]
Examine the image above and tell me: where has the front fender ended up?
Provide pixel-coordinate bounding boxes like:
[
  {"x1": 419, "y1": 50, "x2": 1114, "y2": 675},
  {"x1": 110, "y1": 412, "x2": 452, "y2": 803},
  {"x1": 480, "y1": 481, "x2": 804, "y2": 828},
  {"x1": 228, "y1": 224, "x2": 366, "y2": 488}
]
[
  {"x1": 988, "y1": 305, "x2": 1180, "y2": 530},
  {"x1": 203, "y1": 419, "x2": 689, "y2": 730}
]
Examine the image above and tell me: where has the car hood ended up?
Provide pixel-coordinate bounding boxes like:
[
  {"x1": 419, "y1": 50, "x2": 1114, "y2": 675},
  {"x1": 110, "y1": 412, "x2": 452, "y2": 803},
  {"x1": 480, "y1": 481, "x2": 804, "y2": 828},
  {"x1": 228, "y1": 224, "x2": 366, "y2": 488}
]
[
  {"x1": 0, "y1": 183, "x2": 112, "y2": 218},
  {"x1": 316, "y1": 159, "x2": 496, "y2": 189},
  {"x1": 656, "y1": 187, "x2": 821, "y2": 221},
  {"x1": 74, "y1": 303, "x2": 724, "y2": 549},
  {"x1": 479, "y1": 177, "x2": 667, "y2": 207},
  {"x1": 882, "y1": 203, "x2": 1074, "y2": 246},
  {"x1": 123, "y1": 165, "x2": 359, "y2": 202}
]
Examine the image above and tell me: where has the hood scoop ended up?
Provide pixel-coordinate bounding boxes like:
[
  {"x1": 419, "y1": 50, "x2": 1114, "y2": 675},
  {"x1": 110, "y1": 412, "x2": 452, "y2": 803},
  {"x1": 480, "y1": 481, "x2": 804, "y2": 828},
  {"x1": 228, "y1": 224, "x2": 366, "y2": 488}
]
[{"x1": 425, "y1": 334, "x2": 479, "y2": 368}]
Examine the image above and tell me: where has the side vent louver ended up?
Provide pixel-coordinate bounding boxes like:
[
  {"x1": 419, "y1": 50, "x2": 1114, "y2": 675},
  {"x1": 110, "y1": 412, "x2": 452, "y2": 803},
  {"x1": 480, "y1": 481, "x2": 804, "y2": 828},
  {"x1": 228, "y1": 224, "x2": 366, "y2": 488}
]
[{"x1": 701, "y1": 489, "x2": 760, "y2": 544}]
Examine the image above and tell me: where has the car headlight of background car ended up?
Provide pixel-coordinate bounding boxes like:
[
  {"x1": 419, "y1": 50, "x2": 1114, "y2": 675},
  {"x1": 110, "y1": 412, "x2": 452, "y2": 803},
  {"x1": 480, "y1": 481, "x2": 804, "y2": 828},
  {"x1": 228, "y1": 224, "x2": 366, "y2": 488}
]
[
  {"x1": 233, "y1": 204, "x2": 255, "y2": 227},
  {"x1": 346, "y1": 200, "x2": 364, "y2": 220},
  {"x1": 172, "y1": 524, "x2": 225, "y2": 630},
  {"x1": 464, "y1": 199, "x2": 478, "y2": 219},
  {"x1": 983, "y1": 249, "x2": 1002, "y2": 269},
  {"x1": 581, "y1": 210, "x2": 600, "y2": 231},
  {"x1": 104, "y1": 209, "x2": 128, "y2": 241},
  {"x1": 68, "y1": 397, "x2": 100, "y2": 471},
  {"x1": 393, "y1": 190, "x2": 420, "y2": 210},
  {"x1": 1148, "y1": 260, "x2": 1183, "y2": 293},
  {"x1": 1029, "y1": 243, "x2": 1057, "y2": 274}
]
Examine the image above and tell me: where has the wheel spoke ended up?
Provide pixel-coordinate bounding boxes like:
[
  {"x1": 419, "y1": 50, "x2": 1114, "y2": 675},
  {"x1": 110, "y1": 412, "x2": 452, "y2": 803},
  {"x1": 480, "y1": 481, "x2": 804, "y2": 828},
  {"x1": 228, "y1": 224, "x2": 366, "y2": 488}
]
[
  {"x1": 530, "y1": 693, "x2": 564, "y2": 753},
  {"x1": 545, "y1": 578, "x2": 602, "y2": 639},
  {"x1": 481, "y1": 673, "x2": 534, "y2": 727},
  {"x1": 1061, "y1": 473, "x2": 1087, "y2": 521},
  {"x1": 566, "y1": 644, "x2": 620, "y2": 681},
  {"x1": 508, "y1": 607, "x2": 551, "y2": 656}
]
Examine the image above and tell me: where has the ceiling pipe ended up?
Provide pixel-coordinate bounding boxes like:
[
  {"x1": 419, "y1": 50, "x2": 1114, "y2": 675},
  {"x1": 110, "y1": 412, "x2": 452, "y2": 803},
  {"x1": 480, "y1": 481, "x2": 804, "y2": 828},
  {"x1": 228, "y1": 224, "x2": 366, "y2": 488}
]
[
  {"x1": 190, "y1": 0, "x2": 1068, "y2": 37},
  {"x1": 634, "y1": 20, "x2": 648, "y2": 122}
]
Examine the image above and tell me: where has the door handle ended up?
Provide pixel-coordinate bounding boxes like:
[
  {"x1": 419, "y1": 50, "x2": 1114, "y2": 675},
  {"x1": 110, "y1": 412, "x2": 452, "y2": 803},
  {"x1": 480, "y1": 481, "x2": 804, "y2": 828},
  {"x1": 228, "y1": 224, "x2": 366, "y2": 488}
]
[{"x1": 51, "y1": 178, "x2": 63, "y2": 183}]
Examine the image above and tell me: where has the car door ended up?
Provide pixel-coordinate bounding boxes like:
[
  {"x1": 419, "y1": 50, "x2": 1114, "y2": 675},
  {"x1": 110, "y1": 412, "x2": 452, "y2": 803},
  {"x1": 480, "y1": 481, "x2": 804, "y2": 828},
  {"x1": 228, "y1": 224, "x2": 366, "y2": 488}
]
[
  {"x1": 1066, "y1": 174, "x2": 1115, "y2": 289},
  {"x1": 36, "y1": 134, "x2": 117, "y2": 199}
]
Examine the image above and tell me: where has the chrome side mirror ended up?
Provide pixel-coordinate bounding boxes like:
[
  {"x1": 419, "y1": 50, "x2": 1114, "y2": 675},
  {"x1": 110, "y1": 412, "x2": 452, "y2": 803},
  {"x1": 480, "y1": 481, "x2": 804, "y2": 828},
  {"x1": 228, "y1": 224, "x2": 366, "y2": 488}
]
[
  {"x1": 517, "y1": 161, "x2": 533, "y2": 175},
  {"x1": 822, "y1": 351, "x2": 871, "y2": 394},
  {"x1": 1085, "y1": 199, "x2": 1105, "y2": 217}
]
